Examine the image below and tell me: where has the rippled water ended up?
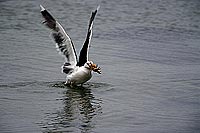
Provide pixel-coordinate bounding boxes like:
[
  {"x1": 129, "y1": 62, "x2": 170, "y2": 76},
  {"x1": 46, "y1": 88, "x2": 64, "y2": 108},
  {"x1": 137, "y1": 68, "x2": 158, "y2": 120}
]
[{"x1": 1, "y1": 0, "x2": 200, "y2": 132}]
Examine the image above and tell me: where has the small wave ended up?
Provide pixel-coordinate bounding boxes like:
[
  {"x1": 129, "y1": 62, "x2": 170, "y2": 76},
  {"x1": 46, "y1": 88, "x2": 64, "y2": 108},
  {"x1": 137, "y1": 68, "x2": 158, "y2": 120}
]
[
  {"x1": 0, "y1": 81, "x2": 38, "y2": 88},
  {"x1": 50, "y1": 81, "x2": 111, "y2": 89},
  {"x1": 0, "y1": 81, "x2": 59, "y2": 89},
  {"x1": 0, "y1": 81, "x2": 111, "y2": 90}
]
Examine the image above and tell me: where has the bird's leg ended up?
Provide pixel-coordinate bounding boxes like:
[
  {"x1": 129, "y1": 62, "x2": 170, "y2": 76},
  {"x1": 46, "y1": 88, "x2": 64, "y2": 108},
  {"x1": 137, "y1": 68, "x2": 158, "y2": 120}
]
[
  {"x1": 70, "y1": 81, "x2": 75, "y2": 88},
  {"x1": 64, "y1": 81, "x2": 68, "y2": 85},
  {"x1": 64, "y1": 80, "x2": 74, "y2": 88}
]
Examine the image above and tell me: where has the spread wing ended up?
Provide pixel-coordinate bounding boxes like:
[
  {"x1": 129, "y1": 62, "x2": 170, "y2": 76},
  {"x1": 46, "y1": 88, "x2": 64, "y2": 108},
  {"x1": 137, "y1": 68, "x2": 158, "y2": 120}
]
[
  {"x1": 40, "y1": 5, "x2": 78, "y2": 74},
  {"x1": 77, "y1": 6, "x2": 100, "y2": 67}
]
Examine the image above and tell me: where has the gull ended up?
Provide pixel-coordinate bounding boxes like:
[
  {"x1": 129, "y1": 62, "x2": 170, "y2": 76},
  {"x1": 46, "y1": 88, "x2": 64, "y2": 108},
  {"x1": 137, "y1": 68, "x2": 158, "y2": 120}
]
[{"x1": 40, "y1": 5, "x2": 101, "y2": 86}]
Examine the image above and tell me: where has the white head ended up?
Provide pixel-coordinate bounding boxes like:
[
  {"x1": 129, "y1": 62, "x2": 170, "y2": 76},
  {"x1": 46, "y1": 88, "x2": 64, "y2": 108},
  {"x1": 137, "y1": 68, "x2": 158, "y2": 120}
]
[{"x1": 84, "y1": 61, "x2": 101, "y2": 74}]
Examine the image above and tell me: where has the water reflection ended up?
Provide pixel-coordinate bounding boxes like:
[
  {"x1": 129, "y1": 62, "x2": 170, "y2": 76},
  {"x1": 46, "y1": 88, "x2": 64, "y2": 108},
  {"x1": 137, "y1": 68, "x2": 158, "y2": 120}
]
[{"x1": 43, "y1": 83, "x2": 102, "y2": 133}]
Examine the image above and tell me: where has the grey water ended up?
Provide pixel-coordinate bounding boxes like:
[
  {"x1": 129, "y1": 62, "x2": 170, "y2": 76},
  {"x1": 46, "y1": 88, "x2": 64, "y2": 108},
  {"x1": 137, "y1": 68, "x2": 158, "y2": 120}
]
[{"x1": 0, "y1": 0, "x2": 200, "y2": 132}]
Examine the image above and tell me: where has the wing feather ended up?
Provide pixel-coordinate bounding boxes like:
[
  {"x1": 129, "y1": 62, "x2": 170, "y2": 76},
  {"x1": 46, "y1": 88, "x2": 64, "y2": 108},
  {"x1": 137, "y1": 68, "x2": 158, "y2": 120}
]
[
  {"x1": 40, "y1": 5, "x2": 77, "y2": 74},
  {"x1": 77, "y1": 6, "x2": 100, "y2": 67}
]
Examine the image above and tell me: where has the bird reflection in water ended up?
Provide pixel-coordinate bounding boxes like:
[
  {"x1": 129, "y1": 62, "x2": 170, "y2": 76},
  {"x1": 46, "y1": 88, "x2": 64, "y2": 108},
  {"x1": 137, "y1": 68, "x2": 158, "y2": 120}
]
[{"x1": 43, "y1": 83, "x2": 102, "y2": 133}]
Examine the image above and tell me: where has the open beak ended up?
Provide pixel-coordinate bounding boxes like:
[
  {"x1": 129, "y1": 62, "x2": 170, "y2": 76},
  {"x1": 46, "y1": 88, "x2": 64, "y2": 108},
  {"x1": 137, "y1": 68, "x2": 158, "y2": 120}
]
[{"x1": 91, "y1": 64, "x2": 101, "y2": 74}]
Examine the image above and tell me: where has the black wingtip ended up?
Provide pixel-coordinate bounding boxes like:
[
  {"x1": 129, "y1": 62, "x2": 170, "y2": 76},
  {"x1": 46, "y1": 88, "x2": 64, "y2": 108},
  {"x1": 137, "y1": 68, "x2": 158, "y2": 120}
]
[
  {"x1": 88, "y1": 5, "x2": 100, "y2": 29},
  {"x1": 93, "y1": 5, "x2": 100, "y2": 17},
  {"x1": 96, "y1": 5, "x2": 100, "y2": 12},
  {"x1": 40, "y1": 5, "x2": 56, "y2": 30},
  {"x1": 77, "y1": 6, "x2": 100, "y2": 67},
  {"x1": 40, "y1": 5, "x2": 45, "y2": 12}
]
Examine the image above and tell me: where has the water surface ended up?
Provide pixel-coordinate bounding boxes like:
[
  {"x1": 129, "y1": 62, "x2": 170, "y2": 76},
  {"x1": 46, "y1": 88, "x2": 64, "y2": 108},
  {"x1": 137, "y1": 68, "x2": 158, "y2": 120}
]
[{"x1": 0, "y1": 0, "x2": 200, "y2": 132}]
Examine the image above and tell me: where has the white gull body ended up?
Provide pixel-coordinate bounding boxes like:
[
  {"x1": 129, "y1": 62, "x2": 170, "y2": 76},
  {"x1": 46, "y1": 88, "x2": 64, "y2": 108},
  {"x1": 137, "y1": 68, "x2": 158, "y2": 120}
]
[{"x1": 40, "y1": 5, "x2": 101, "y2": 86}]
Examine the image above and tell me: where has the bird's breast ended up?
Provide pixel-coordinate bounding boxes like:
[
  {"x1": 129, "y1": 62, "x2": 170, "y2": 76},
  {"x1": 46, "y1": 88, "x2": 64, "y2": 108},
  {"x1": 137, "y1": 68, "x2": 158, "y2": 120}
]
[{"x1": 67, "y1": 67, "x2": 92, "y2": 84}]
